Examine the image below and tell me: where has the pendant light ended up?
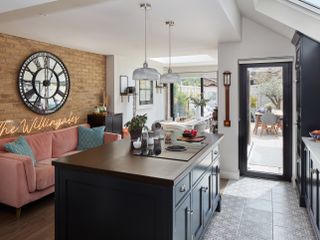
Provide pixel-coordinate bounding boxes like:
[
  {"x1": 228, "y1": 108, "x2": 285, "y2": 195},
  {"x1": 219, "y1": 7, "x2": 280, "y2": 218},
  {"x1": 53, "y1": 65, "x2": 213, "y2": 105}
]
[
  {"x1": 160, "y1": 21, "x2": 181, "y2": 84},
  {"x1": 132, "y1": 3, "x2": 160, "y2": 81}
]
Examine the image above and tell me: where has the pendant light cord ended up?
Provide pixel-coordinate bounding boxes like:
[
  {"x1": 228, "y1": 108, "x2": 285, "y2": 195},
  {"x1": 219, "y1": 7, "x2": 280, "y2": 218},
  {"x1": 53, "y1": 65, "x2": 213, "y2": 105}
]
[
  {"x1": 144, "y1": 5, "x2": 147, "y2": 65},
  {"x1": 169, "y1": 23, "x2": 171, "y2": 70}
]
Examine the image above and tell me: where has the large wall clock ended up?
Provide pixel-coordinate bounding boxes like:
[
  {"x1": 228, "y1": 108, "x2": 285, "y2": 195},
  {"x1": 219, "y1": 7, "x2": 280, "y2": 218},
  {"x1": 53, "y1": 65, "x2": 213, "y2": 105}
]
[{"x1": 18, "y1": 51, "x2": 70, "y2": 115}]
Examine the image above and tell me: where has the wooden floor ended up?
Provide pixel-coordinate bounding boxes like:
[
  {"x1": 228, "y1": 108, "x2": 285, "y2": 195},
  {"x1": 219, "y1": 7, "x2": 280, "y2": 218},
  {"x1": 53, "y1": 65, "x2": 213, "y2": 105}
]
[
  {"x1": 0, "y1": 179, "x2": 229, "y2": 240},
  {"x1": 0, "y1": 194, "x2": 54, "y2": 240}
]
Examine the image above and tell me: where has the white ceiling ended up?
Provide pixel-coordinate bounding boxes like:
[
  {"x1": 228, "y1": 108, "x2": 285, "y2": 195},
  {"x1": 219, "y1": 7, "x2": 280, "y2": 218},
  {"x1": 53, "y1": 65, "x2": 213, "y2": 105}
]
[
  {"x1": 236, "y1": 0, "x2": 295, "y2": 40},
  {"x1": 0, "y1": 0, "x2": 241, "y2": 66},
  {"x1": 0, "y1": 0, "x2": 57, "y2": 14}
]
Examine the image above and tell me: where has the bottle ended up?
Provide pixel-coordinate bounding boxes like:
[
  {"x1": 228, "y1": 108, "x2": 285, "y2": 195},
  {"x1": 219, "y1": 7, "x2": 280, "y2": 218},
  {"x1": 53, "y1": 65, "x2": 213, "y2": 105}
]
[{"x1": 141, "y1": 126, "x2": 149, "y2": 152}]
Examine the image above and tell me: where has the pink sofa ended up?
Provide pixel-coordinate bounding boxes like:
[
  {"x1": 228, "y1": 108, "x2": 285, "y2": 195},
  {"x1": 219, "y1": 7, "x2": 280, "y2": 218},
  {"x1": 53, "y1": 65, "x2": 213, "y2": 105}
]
[{"x1": 0, "y1": 124, "x2": 121, "y2": 217}]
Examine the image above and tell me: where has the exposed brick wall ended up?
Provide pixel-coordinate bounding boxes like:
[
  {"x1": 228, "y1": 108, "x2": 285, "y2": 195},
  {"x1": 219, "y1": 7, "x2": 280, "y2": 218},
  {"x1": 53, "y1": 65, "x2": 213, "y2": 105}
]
[{"x1": 0, "y1": 33, "x2": 106, "y2": 136}]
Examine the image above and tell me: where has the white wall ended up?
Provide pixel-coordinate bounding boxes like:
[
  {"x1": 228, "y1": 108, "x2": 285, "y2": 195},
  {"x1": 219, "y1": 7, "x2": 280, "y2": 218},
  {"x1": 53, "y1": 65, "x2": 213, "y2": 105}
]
[
  {"x1": 107, "y1": 55, "x2": 167, "y2": 128},
  {"x1": 218, "y1": 17, "x2": 295, "y2": 179}
]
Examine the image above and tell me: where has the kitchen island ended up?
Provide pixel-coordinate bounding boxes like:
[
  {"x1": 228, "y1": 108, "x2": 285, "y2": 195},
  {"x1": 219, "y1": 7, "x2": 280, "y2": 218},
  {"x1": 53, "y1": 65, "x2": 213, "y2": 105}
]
[{"x1": 53, "y1": 133, "x2": 223, "y2": 240}]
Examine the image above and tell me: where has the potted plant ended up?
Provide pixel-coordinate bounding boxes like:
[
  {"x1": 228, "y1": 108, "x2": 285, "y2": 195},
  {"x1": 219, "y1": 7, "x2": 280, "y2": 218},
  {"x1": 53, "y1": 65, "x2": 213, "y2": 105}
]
[
  {"x1": 189, "y1": 95, "x2": 209, "y2": 119},
  {"x1": 125, "y1": 114, "x2": 147, "y2": 140}
]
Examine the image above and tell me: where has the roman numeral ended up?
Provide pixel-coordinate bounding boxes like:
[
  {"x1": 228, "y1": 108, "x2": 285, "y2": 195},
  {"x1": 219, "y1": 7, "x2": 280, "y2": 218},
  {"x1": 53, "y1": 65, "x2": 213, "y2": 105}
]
[
  {"x1": 53, "y1": 97, "x2": 58, "y2": 104},
  {"x1": 34, "y1": 96, "x2": 41, "y2": 106},
  {"x1": 33, "y1": 58, "x2": 41, "y2": 70},
  {"x1": 57, "y1": 90, "x2": 65, "y2": 97},
  {"x1": 22, "y1": 80, "x2": 32, "y2": 84},
  {"x1": 25, "y1": 89, "x2": 36, "y2": 99},
  {"x1": 43, "y1": 56, "x2": 49, "y2": 69},
  {"x1": 49, "y1": 61, "x2": 58, "y2": 81},
  {"x1": 44, "y1": 98, "x2": 49, "y2": 109},
  {"x1": 57, "y1": 71, "x2": 64, "y2": 77},
  {"x1": 25, "y1": 67, "x2": 35, "y2": 75}
]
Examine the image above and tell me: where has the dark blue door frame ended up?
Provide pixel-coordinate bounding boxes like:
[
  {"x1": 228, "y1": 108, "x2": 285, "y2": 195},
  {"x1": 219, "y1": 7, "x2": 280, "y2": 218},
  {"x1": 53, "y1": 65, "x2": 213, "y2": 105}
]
[{"x1": 238, "y1": 62, "x2": 293, "y2": 181}]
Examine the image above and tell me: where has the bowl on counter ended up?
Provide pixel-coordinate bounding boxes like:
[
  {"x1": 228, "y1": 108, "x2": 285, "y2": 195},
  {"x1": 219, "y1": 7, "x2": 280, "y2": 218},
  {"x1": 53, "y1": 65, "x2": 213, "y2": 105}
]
[
  {"x1": 310, "y1": 130, "x2": 320, "y2": 141},
  {"x1": 182, "y1": 129, "x2": 198, "y2": 138}
]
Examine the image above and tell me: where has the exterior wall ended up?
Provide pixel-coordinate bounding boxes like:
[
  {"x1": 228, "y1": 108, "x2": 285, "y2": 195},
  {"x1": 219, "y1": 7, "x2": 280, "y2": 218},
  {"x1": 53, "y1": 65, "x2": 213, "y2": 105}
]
[
  {"x1": 0, "y1": 33, "x2": 106, "y2": 136},
  {"x1": 218, "y1": 18, "x2": 295, "y2": 179}
]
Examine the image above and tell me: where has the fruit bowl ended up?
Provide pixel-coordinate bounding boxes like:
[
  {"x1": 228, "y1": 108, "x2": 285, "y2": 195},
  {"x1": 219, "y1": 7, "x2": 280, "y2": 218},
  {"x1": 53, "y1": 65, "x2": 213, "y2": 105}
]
[
  {"x1": 310, "y1": 130, "x2": 320, "y2": 141},
  {"x1": 182, "y1": 129, "x2": 198, "y2": 138}
]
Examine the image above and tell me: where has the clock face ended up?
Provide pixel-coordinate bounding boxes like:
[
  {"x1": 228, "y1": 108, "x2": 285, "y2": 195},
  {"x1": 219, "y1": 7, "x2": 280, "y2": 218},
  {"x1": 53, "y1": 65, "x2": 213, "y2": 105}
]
[{"x1": 18, "y1": 51, "x2": 70, "y2": 115}]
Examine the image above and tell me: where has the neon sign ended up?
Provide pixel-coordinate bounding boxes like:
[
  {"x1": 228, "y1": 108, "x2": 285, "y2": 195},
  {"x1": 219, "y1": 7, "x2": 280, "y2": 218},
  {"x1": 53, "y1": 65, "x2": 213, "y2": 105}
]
[{"x1": 0, "y1": 112, "x2": 80, "y2": 137}]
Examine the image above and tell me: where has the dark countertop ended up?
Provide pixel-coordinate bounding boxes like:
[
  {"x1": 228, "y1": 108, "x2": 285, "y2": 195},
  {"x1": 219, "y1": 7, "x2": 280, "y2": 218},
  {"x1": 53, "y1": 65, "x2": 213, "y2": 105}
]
[{"x1": 52, "y1": 133, "x2": 224, "y2": 186}]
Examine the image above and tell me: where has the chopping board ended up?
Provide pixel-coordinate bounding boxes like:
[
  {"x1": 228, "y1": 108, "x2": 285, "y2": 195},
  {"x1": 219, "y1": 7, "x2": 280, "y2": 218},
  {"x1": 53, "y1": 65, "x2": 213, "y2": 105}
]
[{"x1": 177, "y1": 136, "x2": 206, "y2": 142}]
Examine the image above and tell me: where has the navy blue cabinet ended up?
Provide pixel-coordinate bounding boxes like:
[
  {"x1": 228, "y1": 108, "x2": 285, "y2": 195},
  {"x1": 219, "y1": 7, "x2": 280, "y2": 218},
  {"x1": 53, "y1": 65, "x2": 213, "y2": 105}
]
[
  {"x1": 303, "y1": 138, "x2": 320, "y2": 239},
  {"x1": 54, "y1": 139, "x2": 222, "y2": 240},
  {"x1": 292, "y1": 31, "x2": 320, "y2": 206},
  {"x1": 174, "y1": 195, "x2": 192, "y2": 240}
]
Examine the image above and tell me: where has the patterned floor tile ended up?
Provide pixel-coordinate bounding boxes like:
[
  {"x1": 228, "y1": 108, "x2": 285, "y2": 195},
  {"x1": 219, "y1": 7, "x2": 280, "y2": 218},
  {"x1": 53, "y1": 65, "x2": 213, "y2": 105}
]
[
  {"x1": 201, "y1": 177, "x2": 315, "y2": 240},
  {"x1": 273, "y1": 212, "x2": 308, "y2": 230},
  {"x1": 238, "y1": 219, "x2": 272, "y2": 240},
  {"x1": 273, "y1": 226, "x2": 316, "y2": 240},
  {"x1": 245, "y1": 198, "x2": 272, "y2": 212},
  {"x1": 241, "y1": 208, "x2": 272, "y2": 224}
]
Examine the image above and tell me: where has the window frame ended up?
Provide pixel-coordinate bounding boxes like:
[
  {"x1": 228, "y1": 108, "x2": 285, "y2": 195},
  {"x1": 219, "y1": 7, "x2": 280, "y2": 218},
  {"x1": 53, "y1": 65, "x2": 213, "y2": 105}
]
[
  {"x1": 170, "y1": 78, "x2": 205, "y2": 119},
  {"x1": 139, "y1": 80, "x2": 154, "y2": 106}
]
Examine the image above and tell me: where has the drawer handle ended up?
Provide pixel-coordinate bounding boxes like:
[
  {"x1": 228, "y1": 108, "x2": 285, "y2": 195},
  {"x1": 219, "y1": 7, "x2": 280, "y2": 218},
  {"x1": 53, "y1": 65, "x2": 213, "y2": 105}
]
[
  {"x1": 202, "y1": 187, "x2": 209, "y2": 192},
  {"x1": 187, "y1": 209, "x2": 194, "y2": 215},
  {"x1": 214, "y1": 151, "x2": 218, "y2": 155},
  {"x1": 179, "y1": 185, "x2": 186, "y2": 192}
]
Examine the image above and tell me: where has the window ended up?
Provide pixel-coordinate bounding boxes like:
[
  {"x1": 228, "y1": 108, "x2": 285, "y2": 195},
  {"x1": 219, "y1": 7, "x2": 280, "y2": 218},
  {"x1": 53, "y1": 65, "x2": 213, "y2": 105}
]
[
  {"x1": 288, "y1": 0, "x2": 320, "y2": 14},
  {"x1": 170, "y1": 75, "x2": 218, "y2": 119},
  {"x1": 139, "y1": 80, "x2": 153, "y2": 105}
]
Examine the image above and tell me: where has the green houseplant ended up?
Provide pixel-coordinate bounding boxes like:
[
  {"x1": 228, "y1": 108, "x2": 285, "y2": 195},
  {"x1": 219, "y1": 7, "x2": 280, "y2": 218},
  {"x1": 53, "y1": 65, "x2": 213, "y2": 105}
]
[
  {"x1": 125, "y1": 114, "x2": 147, "y2": 140},
  {"x1": 189, "y1": 94, "x2": 209, "y2": 119},
  {"x1": 189, "y1": 95, "x2": 209, "y2": 108}
]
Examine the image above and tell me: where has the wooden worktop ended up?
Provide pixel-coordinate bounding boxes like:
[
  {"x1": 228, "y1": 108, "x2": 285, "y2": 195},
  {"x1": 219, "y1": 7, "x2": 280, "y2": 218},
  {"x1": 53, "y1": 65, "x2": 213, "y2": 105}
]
[{"x1": 52, "y1": 133, "x2": 223, "y2": 186}]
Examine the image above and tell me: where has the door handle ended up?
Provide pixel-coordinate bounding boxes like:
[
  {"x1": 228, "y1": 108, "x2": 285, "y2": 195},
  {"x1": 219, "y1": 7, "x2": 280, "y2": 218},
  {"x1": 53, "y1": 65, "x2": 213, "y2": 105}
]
[
  {"x1": 179, "y1": 185, "x2": 186, "y2": 192},
  {"x1": 187, "y1": 209, "x2": 194, "y2": 215},
  {"x1": 202, "y1": 187, "x2": 209, "y2": 192}
]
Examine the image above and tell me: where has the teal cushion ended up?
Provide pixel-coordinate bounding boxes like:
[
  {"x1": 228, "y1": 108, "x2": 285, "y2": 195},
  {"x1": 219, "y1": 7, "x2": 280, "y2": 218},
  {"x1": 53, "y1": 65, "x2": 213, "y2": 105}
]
[
  {"x1": 4, "y1": 136, "x2": 36, "y2": 166},
  {"x1": 77, "y1": 126, "x2": 105, "y2": 151}
]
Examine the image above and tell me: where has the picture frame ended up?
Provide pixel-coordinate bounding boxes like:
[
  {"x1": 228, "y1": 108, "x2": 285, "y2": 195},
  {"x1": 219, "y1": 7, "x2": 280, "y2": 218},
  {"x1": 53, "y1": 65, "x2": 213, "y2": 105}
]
[{"x1": 120, "y1": 75, "x2": 128, "y2": 95}]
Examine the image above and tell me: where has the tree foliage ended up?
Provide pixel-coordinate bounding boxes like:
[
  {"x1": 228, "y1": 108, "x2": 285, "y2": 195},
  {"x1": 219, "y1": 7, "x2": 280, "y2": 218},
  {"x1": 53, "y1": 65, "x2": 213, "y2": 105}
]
[{"x1": 249, "y1": 68, "x2": 282, "y2": 109}]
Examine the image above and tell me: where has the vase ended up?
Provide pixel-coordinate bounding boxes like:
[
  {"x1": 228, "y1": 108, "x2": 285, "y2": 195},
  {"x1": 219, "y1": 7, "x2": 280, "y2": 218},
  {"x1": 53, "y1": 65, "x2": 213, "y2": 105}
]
[{"x1": 195, "y1": 106, "x2": 201, "y2": 120}]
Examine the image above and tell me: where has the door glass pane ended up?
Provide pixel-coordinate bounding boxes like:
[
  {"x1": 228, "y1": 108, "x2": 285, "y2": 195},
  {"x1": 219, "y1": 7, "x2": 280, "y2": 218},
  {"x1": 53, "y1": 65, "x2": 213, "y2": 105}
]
[{"x1": 248, "y1": 67, "x2": 284, "y2": 175}]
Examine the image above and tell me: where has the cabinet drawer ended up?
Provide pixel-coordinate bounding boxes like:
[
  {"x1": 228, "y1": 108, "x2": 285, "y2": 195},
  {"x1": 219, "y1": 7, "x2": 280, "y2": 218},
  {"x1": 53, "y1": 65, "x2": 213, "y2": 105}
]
[
  {"x1": 175, "y1": 173, "x2": 191, "y2": 204},
  {"x1": 192, "y1": 151, "x2": 213, "y2": 185},
  {"x1": 212, "y1": 146, "x2": 219, "y2": 160}
]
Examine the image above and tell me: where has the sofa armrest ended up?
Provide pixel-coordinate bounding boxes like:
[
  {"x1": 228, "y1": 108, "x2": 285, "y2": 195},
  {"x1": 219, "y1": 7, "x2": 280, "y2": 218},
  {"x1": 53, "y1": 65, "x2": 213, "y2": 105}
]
[
  {"x1": 0, "y1": 152, "x2": 36, "y2": 194},
  {"x1": 104, "y1": 132, "x2": 122, "y2": 144}
]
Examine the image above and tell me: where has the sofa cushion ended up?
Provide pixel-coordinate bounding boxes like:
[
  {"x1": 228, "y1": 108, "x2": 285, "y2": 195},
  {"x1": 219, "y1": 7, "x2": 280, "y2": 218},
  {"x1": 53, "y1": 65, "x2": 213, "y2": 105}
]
[
  {"x1": 52, "y1": 125, "x2": 88, "y2": 158},
  {"x1": 77, "y1": 126, "x2": 105, "y2": 151},
  {"x1": 4, "y1": 136, "x2": 36, "y2": 166},
  {"x1": 0, "y1": 137, "x2": 16, "y2": 152},
  {"x1": 35, "y1": 165, "x2": 54, "y2": 190},
  {"x1": 26, "y1": 132, "x2": 53, "y2": 161}
]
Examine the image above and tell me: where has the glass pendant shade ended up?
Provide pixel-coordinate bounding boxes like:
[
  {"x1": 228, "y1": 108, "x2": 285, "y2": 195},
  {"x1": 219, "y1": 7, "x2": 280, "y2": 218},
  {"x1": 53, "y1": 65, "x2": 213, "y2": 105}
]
[
  {"x1": 160, "y1": 68, "x2": 181, "y2": 84},
  {"x1": 132, "y1": 3, "x2": 160, "y2": 81},
  {"x1": 160, "y1": 21, "x2": 181, "y2": 84},
  {"x1": 133, "y1": 63, "x2": 160, "y2": 81}
]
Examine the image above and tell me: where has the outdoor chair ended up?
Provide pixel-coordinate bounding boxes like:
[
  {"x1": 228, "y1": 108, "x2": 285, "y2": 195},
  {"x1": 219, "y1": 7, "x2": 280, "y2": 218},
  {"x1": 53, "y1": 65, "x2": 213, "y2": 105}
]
[{"x1": 260, "y1": 112, "x2": 278, "y2": 135}]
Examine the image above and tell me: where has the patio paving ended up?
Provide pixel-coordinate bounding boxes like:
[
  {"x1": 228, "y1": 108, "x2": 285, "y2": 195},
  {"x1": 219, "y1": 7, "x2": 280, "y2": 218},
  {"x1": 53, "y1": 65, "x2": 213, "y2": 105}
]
[{"x1": 248, "y1": 123, "x2": 283, "y2": 175}]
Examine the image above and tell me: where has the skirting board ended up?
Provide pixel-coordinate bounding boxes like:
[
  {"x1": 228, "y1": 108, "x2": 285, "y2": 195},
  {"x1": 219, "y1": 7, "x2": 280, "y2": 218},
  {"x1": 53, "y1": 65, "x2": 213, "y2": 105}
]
[{"x1": 220, "y1": 170, "x2": 240, "y2": 180}]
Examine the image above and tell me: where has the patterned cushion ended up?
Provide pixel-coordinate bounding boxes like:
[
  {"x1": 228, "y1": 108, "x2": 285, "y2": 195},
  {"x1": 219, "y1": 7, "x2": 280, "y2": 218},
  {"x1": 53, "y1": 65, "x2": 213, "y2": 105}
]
[
  {"x1": 4, "y1": 136, "x2": 36, "y2": 166},
  {"x1": 77, "y1": 126, "x2": 105, "y2": 151}
]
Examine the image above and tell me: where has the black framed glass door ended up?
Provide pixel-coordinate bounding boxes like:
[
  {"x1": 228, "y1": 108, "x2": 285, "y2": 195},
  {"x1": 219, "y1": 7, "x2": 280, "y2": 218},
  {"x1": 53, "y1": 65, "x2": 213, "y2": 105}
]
[{"x1": 239, "y1": 62, "x2": 292, "y2": 180}]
